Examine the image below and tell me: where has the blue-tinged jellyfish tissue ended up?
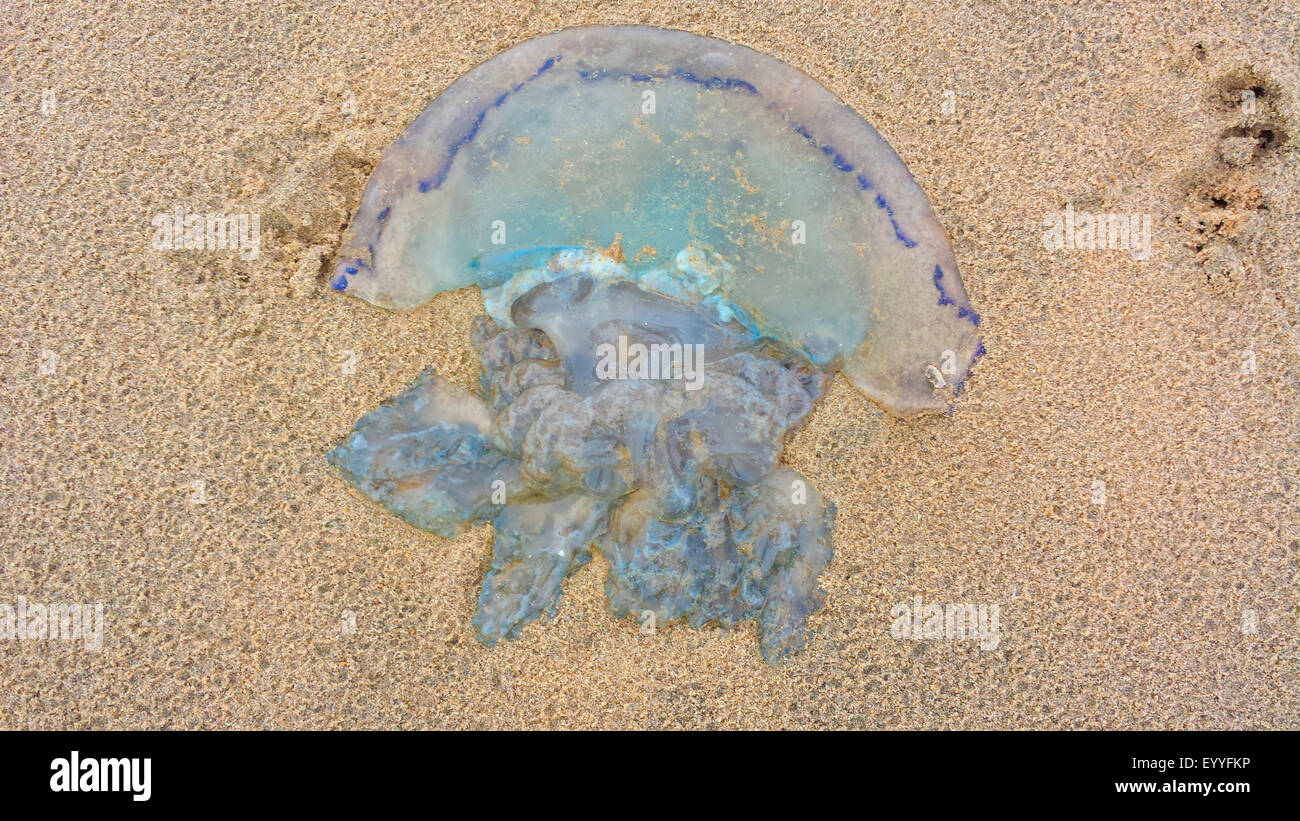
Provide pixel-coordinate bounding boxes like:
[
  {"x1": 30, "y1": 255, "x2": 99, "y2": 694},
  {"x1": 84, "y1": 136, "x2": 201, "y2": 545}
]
[{"x1": 326, "y1": 26, "x2": 982, "y2": 661}]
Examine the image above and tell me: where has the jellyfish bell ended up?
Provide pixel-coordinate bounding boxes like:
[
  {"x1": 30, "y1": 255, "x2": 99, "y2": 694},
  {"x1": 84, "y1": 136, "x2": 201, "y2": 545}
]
[{"x1": 333, "y1": 24, "x2": 981, "y2": 415}]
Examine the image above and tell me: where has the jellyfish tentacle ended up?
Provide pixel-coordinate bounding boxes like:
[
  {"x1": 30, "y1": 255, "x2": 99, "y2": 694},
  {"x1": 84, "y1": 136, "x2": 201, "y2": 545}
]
[
  {"x1": 473, "y1": 495, "x2": 609, "y2": 645},
  {"x1": 325, "y1": 372, "x2": 521, "y2": 539},
  {"x1": 732, "y1": 469, "x2": 837, "y2": 662}
]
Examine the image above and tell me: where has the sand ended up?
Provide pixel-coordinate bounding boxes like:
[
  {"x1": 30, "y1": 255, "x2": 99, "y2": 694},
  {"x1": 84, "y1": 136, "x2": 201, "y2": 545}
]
[{"x1": 1, "y1": 0, "x2": 1297, "y2": 729}]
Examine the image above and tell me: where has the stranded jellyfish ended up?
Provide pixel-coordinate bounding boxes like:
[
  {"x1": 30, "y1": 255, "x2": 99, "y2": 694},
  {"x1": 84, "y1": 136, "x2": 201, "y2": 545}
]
[{"x1": 326, "y1": 26, "x2": 982, "y2": 661}]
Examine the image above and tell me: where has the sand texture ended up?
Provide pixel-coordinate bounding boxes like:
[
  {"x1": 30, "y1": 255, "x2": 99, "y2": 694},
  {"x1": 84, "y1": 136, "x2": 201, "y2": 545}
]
[{"x1": 1, "y1": 0, "x2": 1297, "y2": 728}]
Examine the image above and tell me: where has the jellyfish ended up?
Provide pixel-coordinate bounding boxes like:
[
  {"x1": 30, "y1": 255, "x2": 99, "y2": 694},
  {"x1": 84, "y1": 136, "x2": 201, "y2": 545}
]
[{"x1": 325, "y1": 25, "x2": 982, "y2": 661}]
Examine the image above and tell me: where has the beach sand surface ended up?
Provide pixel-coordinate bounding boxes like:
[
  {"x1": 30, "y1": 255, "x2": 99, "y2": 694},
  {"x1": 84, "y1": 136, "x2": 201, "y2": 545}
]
[{"x1": 1, "y1": 0, "x2": 1297, "y2": 728}]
